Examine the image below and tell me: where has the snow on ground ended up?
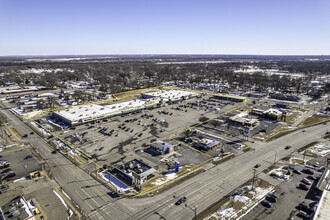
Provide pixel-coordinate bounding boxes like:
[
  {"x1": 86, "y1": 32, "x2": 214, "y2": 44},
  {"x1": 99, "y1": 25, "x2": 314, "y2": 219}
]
[
  {"x1": 19, "y1": 197, "x2": 34, "y2": 218},
  {"x1": 13, "y1": 177, "x2": 26, "y2": 183},
  {"x1": 54, "y1": 140, "x2": 71, "y2": 151},
  {"x1": 53, "y1": 190, "x2": 73, "y2": 219},
  {"x1": 234, "y1": 195, "x2": 249, "y2": 203},
  {"x1": 62, "y1": 190, "x2": 71, "y2": 200},
  {"x1": 69, "y1": 149, "x2": 79, "y2": 156},
  {"x1": 152, "y1": 171, "x2": 177, "y2": 186},
  {"x1": 20, "y1": 68, "x2": 74, "y2": 74},
  {"x1": 209, "y1": 207, "x2": 238, "y2": 220},
  {"x1": 268, "y1": 166, "x2": 290, "y2": 181},
  {"x1": 308, "y1": 143, "x2": 330, "y2": 157},
  {"x1": 208, "y1": 185, "x2": 274, "y2": 220},
  {"x1": 31, "y1": 121, "x2": 51, "y2": 136}
]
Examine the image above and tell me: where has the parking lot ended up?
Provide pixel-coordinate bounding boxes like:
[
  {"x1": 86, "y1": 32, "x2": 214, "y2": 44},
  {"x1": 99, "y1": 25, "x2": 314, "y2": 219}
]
[
  {"x1": 48, "y1": 94, "x2": 244, "y2": 168},
  {"x1": 241, "y1": 164, "x2": 323, "y2": 220},
  {"x1": 0, "y1": 147, "x2": 42, "y2": 181}
]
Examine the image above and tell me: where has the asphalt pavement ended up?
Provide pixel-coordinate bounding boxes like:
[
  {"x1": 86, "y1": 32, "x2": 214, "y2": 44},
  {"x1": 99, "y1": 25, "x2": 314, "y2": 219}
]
[{"x1": 1, "y1": 108, "x2": 328, "y2": 220}]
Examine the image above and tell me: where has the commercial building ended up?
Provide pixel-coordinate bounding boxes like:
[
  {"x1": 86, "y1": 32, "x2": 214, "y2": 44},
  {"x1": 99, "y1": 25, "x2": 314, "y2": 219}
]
[
  {"x1": 1, "y1": 195, "x2": 40, "y2": 220},
  {"x1": 141, "y1": 89, "x2": 198, "y2": 102},
  {"x1": 313, "y1": 168, "x2": 330, "y2": 220},
  {"x1": 196, "y1": 138, "x2": 220, "y2": 150},
  {"x1": 149, "y1": 140, "x2": 178, "y2": 154},
  {"x1": 228, "y1": 114, "x2": 259, "y2": 128},
  {"x1": 112, "y1": 159, "x2": 156, "y2": 186},
  {"x1": 53, "y1": 99, "x2": 159, "y2": 126},
  {"x1": 269, "y1": 93, "x2": 300, "y2": 102},
  {"x1": 213, "y1": 94, "x2": 246, "y2": 102}
]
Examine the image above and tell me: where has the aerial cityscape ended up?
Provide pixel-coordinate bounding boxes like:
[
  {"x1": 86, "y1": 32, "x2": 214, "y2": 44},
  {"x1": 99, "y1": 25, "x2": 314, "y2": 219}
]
[{"x1": 0, "y1": 1, "x2": 329, "y2": 220}]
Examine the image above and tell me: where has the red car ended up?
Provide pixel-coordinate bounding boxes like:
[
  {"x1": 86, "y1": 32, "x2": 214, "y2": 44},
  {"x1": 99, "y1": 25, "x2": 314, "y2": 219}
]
[
  {"x1": 303, "y1": 169, "x2": 314, "y2": 175},
  {"x1": 0, "y1": 164, "x2": 10, "y2": 169},
  {"x1": 307, "y1": 175, "x2": 317, "y2": 181},
  {"x1": 299, "y1": 183, "x2": 310, "y2": 190}
]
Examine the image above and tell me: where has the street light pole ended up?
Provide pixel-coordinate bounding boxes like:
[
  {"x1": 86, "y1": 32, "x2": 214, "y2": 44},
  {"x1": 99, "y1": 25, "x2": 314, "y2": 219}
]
[
  {"x1": 274, "y1": 151, "x2": 277, "y2": 164},
  {"x1": 252, "y1": 169, "x2": 256, "y2": 189},
  {"x1": 185, "y1": 203, "x2": 198, "y2": 220}
]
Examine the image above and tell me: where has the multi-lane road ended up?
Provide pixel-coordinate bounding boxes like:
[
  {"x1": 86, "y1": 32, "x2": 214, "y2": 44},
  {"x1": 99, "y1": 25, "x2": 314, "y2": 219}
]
[{"x1": 1, "y1": 108, "x2": 328, "y2": 220}]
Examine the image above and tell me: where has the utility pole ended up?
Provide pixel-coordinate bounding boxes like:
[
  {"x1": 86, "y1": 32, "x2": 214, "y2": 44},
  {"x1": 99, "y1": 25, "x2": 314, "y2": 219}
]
[
  {"x1": 185, "y1": 203, "x2": 198, "y2": 220},
  {"x1": 252, "y1": 169, "x2": 256, "y2": 189},
  {"x1": 274, "y1": 151, "x2": 277, "y2": 164}
]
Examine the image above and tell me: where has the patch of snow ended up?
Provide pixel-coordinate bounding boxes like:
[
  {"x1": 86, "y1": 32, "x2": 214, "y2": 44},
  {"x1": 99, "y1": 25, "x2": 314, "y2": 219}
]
[
  {"x1": 62, "y1": 190, "x2": 71, "y2": 200},
  {"x1": 13, "y1": 177, "x2": 26, "y2": 183},
  {"x1": 31, "y1": 121, "x2": 51, "y2": 136},
  {"x1": 53, "y1": 190, "x2": 73, "y2": 220},
  {"x1": 19, "y1": 197, "x2": 34, "y2": 218},
  {"x1": 209, "y1": 207, "x2": 238, "y2": 219},
  {"x1": 152, "y1": 172, "x2": 177, "y2": 186},
  {"x1": 309, "y1": 143, "x2": 330, "y2": 157},
  {"x1": 234, "y1": 195, "x2": 249, "y2": 203}
]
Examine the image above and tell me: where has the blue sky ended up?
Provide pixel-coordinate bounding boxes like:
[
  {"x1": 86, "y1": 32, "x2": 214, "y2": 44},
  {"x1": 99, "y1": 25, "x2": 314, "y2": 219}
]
[{"x1": 1, "y1": 0, "x2": 329, "y2": 56}]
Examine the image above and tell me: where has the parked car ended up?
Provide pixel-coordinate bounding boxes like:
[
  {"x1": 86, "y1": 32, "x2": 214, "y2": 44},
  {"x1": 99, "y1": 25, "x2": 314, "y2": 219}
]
[
  {"x1": 266, "y1": 195, "x2": 277, "y2": 203},
  {"x1": 302, "y1": 178, "x2": 312, "y2": 185},
  {"x1": 1, "y1": 168, "x2": 12, "y2": 174},
  {"x1": 285, "y1": 145, "x2": 292, "y2": 150},
  {"x1": 307, "y1": 175, "x2": 317, "y2": 181},
  {"x1": 0, "y1": 184, "x2": 9, "y2": 191},
  {"x1": 303, "y1": 169, "x2": 314, "y2": 175},
  {"x1": 261, "y1": 200, "x2": 272, "y2": 208},
  {"x1": 299, "y1": 183, "x2": 310, "y2": 190},
  {"x1": 293, "y1": 169, "x2": 301, "y2": 174},
  {"x1": 314, "y1": 162, "x2": 319, "y2": 167},
  {"x1": 268, "y1": 193, "x2": 279, "y2": 200},
  {"x1": 30, "y1": 132, "x2": 34, "y2": 135},
  {"x1": 25, "y1": 155, "x2": 34, "y2": 160},
  {"x1": 297, "y1": 203, "x2": 314, "y2": 214},
  {"x1": 0, "y1": 163, "x2": 10, "y2": 169},
  {"x1": 52, "y1": 149, "x2": 57, "y2": 154},
  {"x1": 175, "y1": 197, "x2": 187, "y2": 205},
  {"x1": 99, "y1": 146, "x2": 104, "y2": 151},
  {"x1": 3, "y1": 171, "x2": 16, "y2": 179},
  {"x1": 298, "y1": 210, "x2": 310, "y2": 219},
  {"x1": 23, "y1": 134, "x2": 28, "y2": 138}
]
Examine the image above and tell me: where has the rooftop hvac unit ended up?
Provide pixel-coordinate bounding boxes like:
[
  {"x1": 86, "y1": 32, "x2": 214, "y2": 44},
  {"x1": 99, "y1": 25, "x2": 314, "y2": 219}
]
[
  {"x1": 12, "y1": 210, "x2": 20, "y2": 217},
  {"x1": 9, "y1": 206, "x2": 17, "y2": 213}
]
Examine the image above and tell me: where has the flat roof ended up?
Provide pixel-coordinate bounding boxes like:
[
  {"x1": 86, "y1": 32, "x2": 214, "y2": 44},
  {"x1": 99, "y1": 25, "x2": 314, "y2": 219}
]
[
  {"x1": 313, "y1": 190, "x2": 330, "y2": 220},
  {"x1": 316, "y1": 169, "x2": 330, "y2": 192},
  {"x1": 54, "y1": 99, "x2": 157, "y2": 123},
  {"x1": 142, "y1": 89, "x2": 197, "y2": 100}
]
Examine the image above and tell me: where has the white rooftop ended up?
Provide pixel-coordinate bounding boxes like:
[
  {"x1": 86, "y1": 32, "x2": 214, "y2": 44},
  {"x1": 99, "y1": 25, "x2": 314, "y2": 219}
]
[
  {"x1": 143, "y1": 89, "x2": 197, "y2": 100},
  {"x1": 54, "y1": 99, "x2": 157, "y2": 122},
  {"x1": 313, "y1": 190, "x2": 330, "y2": 220}
]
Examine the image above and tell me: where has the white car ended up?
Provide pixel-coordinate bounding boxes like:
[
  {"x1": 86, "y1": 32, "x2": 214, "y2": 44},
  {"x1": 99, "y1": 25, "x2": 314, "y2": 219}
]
[
  {"x1": 314, "y1": 162, "x2": 319, "y2": 167},
  {"x1": 302, "y1": 178, "x2": 312, "y2": 185}
]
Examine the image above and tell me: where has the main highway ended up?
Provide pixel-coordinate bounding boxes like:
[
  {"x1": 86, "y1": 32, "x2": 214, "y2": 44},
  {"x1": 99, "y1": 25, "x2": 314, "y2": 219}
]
[{"x1": 1, "y1": 108, "x2": 328, "y2": 219}]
